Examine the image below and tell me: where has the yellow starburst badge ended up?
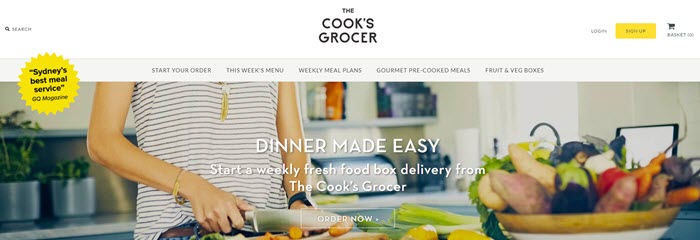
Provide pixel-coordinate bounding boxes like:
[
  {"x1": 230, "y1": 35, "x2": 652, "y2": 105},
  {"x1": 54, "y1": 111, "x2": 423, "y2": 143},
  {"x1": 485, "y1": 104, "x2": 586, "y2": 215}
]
[{"x1": 18, "y1": 53, "x2": 80, "y2": 115}]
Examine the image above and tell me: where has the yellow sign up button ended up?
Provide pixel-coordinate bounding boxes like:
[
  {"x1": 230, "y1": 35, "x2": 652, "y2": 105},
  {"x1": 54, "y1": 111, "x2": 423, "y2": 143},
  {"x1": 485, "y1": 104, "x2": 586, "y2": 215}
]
[{"x1": 616, "y1": 23, "x2": 656, "y2": 39}]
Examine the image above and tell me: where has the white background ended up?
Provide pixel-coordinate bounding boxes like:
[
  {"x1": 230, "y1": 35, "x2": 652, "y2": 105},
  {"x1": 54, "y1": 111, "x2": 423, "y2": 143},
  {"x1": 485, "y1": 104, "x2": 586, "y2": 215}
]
[{"x1": 0, "y1": 0, "x2": 698, "y2": 58}]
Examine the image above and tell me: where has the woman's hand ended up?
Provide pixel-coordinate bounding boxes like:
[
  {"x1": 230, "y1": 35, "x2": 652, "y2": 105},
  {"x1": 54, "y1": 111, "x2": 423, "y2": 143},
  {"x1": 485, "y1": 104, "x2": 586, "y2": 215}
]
[
  {"x1": 183, "y1": 174, "x2": 256, "y2": 234},
  {"x1": 289, "y1": 200, "x2": 326, "y2": 237}
]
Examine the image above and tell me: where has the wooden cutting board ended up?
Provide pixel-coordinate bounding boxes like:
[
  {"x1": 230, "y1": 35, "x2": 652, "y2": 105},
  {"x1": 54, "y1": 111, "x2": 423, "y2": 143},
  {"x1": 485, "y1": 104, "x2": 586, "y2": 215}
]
[{"x1": 246, "y1": 232, "x2": 388, "y2": 240}]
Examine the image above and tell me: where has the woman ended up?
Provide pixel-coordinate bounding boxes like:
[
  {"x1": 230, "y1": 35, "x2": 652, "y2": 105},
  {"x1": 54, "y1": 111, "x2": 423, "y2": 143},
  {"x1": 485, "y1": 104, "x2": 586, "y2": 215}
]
[{"x1": 88, "y1": 82, "x2": 313, "y2": 240}]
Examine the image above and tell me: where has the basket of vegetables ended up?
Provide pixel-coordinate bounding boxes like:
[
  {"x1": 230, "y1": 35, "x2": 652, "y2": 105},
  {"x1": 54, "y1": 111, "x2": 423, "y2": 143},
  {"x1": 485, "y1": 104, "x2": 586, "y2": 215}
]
[{"x1": 469, "y1": 123, "x2": 699, "y2": 240}]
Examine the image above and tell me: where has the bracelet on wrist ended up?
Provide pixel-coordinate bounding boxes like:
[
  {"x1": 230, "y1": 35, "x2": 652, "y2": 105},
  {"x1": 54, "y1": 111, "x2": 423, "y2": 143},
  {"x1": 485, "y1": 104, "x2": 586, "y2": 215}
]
[{"x1": 172, "y1": 169, "x2": 186, "y2": 205}]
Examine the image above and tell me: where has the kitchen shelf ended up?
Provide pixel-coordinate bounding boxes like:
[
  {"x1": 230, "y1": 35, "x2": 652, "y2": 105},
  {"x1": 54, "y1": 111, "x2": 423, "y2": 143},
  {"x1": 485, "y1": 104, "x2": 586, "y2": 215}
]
[
  {"x1": 0, "y1": 128, "x2": 136, "y2": 139},
  {"x1": 303, "y1": 117, "x2": 437, "y2": 130}
]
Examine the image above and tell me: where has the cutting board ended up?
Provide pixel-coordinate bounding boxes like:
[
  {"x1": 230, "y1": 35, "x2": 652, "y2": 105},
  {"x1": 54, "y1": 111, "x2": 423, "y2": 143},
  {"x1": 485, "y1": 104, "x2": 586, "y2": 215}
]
[{"x1": 246, "y1": 232, "x2": 388, "y2": 240}]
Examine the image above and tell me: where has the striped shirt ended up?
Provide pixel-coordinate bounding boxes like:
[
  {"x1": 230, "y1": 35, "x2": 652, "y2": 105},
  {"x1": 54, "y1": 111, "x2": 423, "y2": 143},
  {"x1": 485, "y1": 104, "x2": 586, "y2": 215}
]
[{"x1": 130, "y1": 82, "x2": 287, "y2": 240}]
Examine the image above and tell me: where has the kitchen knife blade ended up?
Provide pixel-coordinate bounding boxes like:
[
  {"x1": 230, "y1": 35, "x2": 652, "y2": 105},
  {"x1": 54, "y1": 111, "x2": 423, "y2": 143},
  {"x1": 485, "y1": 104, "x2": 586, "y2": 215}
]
[{"x1": 245, "y1": 209, "x2": 343, "y2": 232}]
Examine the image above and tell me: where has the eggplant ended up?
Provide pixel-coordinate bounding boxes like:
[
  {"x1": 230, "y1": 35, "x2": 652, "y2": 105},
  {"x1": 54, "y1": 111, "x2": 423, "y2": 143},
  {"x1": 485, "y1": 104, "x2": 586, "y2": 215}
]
[
  {"x1": 551, "y1": 162, "x2": 598, "y2": 213},
  {"x1": 609, "y1": 136, "x2": 626, "y2": 166},
  {"x1": 550, "y1": 141, "x2": 600, "y2": 165}
]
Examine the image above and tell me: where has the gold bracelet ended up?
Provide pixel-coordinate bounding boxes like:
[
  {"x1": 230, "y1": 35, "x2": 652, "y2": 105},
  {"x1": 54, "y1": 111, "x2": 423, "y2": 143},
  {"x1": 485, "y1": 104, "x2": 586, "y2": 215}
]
[{"x1": 172, "y1": 169, "x2": 186, "y2": 205}]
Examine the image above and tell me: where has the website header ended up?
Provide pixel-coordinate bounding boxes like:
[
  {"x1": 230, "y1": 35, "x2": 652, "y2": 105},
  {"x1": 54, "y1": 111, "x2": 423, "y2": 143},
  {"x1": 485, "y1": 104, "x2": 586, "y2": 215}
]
[{"x1": 1, "y1": 0, "x2": 698, "y2": 58}]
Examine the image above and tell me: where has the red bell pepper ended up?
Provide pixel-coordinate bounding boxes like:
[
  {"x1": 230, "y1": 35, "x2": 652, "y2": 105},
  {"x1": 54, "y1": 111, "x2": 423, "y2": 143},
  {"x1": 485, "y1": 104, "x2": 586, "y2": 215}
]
[{"x1": 597, "y1": 168, "x2": 629, "y2": 196}]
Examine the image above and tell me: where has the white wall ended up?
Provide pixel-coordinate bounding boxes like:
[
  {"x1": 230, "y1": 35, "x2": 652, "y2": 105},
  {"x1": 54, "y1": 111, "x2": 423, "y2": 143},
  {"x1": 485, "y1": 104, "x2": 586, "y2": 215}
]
[
  {"x1": 512, "y1": 82, "x2": 580, "y2": 142},
  {"x1": 0, "y1": 82, "x2": 136, "y2": 129},
  {"x1": 578, "y1": 82, "x2": 700, "y2": 165},
  {"x1": 423, "y1": 82, "x2": 480, "y2": 158},
  {"x1": 478, "y1": 82, "x2": 579, "y2": 157}
]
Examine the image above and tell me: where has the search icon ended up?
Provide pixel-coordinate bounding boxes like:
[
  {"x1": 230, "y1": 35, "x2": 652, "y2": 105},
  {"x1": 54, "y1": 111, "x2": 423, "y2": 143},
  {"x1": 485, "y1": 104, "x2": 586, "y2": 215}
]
[{"x1": 4, "y1": 26, "x2": 8, "y2": 31}]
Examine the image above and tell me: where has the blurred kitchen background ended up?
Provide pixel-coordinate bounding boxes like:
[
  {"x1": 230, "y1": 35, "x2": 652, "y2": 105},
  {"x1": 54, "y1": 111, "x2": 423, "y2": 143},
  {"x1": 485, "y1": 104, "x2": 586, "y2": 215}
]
[{"x1": 1, "y1": 82, "x2": 699, "y2": 239}]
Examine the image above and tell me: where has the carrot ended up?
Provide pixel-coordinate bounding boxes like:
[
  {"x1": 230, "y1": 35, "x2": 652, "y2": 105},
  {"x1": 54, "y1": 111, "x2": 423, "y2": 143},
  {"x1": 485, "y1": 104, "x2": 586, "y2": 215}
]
[
  {"x1": 636, "y1": 173, "x2": 653, "y2": 199},
  {"x1": 288, "y1": 226, "x2": 303, "y2": 239},
  {"x1": 630, "y1": 155, "x2": 664, "y2": 200},
  {"x1": 257, "y1": 233, "x2": 273, "y2": 240},
  {"x1": 631, "y1": 163, "x2": 662, "y2": 177},
  {"x1": 667, "y1": 186, "x2": 700, "y2": 206},
  {"x1": 328, "y1": 220, "x2": 354, "y2": 237},
  {"x1": 649, "y1": 152, "x2": 667, "y2": 166}
]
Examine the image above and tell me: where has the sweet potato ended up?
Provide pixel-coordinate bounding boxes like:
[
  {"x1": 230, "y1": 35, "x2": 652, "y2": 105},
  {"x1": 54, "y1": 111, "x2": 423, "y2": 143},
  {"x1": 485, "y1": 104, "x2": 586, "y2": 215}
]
[
  {"x1": 489, "y1": 170, "x2": 551, "y2": 214},
  {"x1": 509, "y1": 144, "x2": 557, "y2": 195},
  {"x1": 594, "y1": 176, "x2": 638, "y2": 213},
  {"x1": 478, "y1": 173, "x2": 508, "y2": 211}
]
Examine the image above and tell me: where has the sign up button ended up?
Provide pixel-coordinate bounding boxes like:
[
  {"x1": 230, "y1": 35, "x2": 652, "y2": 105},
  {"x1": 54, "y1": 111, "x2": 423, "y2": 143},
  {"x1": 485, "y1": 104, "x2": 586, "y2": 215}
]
[{"x1": 616, "y1": 23, "x2": 656, "y2": 39}]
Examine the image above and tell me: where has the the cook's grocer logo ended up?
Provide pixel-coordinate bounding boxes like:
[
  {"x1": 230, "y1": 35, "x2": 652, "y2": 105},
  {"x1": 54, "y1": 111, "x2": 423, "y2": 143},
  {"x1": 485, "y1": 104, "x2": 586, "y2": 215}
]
[{"x1": 319, "y1": 8, "x2": 377, "y2": 43}]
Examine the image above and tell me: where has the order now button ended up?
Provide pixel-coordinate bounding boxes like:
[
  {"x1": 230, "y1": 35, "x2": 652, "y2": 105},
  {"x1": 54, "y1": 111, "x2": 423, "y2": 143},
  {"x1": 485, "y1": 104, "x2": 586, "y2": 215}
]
[{"x1": 616, "y1": 23, "x2": 656, "y2": 39}]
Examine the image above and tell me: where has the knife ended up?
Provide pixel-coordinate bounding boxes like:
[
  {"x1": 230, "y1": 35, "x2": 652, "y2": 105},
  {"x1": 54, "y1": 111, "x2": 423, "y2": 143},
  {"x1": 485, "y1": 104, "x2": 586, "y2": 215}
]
[{"x1": 245, "y1": 209, "x2": 343, "y2": 232}]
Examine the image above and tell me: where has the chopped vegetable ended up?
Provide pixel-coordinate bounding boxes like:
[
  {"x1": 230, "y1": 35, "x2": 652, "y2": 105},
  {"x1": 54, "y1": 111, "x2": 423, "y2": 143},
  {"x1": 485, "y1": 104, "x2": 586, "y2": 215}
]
[
  {"x1": 356, "y1": 219, "x2": 406, "y2": 240},
  {"x1": 401, "y1": 225, "x2": 438, "y2": 240},
  {"x1": 447, "y1": 229, "x2": 491, "y2": 240},
  {"x1": 288, "y1": 226, "x2": 303, "y2": 239},
  {"x1": 666, "y1": 186, "x2": 700, "y2": 206},
  {"x1": 256, "y1": 232, "x2": 272, "y2": 240},
  {"x1": 328, "y1": 220, "x2": 353, "y2": 237}
]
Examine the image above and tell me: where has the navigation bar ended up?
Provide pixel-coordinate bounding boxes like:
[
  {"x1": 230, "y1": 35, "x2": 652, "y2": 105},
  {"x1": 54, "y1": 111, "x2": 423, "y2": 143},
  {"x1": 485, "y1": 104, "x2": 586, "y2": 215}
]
[{"x1": 1, "y1": 59, "x2": 698, "y2": 81}]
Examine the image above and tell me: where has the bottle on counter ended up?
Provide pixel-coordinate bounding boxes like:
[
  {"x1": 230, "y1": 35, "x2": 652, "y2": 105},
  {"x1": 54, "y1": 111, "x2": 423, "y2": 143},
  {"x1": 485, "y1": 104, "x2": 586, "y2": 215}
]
[
  {"x1": 312, "y1": 86, "x2": 327, "y2": 120},
  {"x1": 324, "y1": 82, "x2": 344, "y2": 121}
]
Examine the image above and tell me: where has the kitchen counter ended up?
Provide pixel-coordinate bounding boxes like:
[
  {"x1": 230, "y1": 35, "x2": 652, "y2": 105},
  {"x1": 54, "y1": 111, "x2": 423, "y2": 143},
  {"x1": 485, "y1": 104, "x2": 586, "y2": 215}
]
[
  {"x1": 0, "y1": 214, "x2": 135, "y2": 240},
  {"x1": 1, "y1": 191, "x2": 697, "y2": 240},
  {"x1": 0, "y1": 191, "x2": 465, "y2": 240}
]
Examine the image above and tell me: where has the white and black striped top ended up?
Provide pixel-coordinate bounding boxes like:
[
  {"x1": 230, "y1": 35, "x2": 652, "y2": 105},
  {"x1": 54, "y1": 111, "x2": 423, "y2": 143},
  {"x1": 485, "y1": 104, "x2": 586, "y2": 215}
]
[{"x1": 130, "y1": 82, "x2": 287, "y2": 240}]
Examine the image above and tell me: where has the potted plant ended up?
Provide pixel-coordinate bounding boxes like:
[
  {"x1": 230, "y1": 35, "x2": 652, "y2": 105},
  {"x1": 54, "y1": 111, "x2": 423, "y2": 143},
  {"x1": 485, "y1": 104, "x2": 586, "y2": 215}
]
[
  {"x1": 40, "y1": 156, "x2": 95, "y2": 217},
  {"x1": 0, "y1": 110, "x2": 44, "y2": 222}
]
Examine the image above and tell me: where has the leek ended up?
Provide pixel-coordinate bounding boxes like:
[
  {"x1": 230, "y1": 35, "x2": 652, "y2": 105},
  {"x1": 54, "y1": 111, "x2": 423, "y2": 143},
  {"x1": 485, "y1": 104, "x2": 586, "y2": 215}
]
[
  {"x1": 357, "y1": 204, "x2": 482, "y2": 236},
  {"x1": 396, "y1": 203, "x2": 480, "y2": 226}
]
